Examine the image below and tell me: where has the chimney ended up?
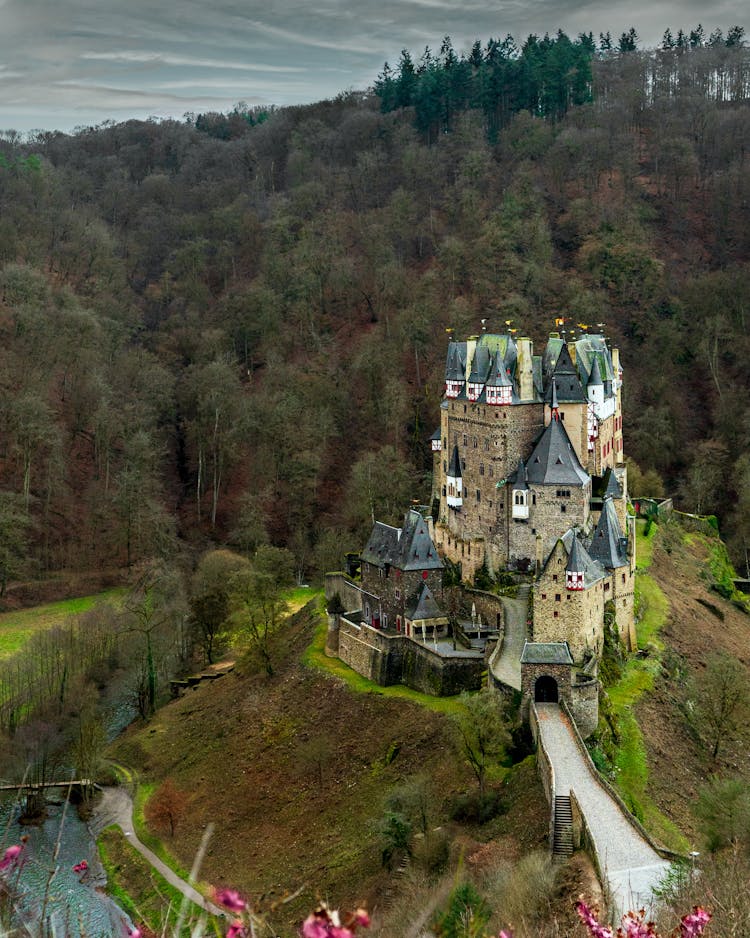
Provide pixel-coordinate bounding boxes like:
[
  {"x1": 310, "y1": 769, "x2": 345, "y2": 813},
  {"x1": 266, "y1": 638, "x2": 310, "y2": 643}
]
[
  {"x1": 465, "y1": 336, "x2": 478, "y2": 383},
  {"x1": 612, "y1": 347, "x2": 621, "y2": 384},
  {"x1": 516, "y1": 337, "x2": 534, "y2": 402},
  {"x1": 567, "y1": 340, "x2": 577, "y2": 365}
]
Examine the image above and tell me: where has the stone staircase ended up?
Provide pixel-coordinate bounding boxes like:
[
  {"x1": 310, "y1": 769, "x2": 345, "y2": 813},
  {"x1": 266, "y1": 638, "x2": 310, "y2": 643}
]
[{"x1": 552, "y1": 794, "x2": 574, "y2": 860}]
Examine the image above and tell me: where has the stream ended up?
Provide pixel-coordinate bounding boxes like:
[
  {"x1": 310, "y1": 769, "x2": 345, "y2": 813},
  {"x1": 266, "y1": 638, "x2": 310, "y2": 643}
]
[{"x1": 0, "y1": 671, "x2": 140, "y2": 937}]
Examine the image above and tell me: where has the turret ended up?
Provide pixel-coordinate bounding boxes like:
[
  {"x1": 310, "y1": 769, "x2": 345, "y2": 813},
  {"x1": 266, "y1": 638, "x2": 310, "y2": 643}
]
[
  {"x1": 430, "y1": 428, "x2": 442, "y2": 452},
  {"x1": 566, "y1": 537, "x2": 585, "y2": 591},
  {"x1": 444, "y1": 341, "x2": 466, "y2": 398},
  {"x1": 512, "y1": 459, "x2": 530, "y2": 520},
  {"x1": 467, "y1": 344, "x2": 491, "y2": 402},
  {"x1": 485, "y1": 350, "x2": 513, "y2": 405},
  {"x1": 587, "y1": 356, "x2": 604, "y2": 409},
  {"x1": 446, "y1": 445, "x2": 463, "y2": 508}
]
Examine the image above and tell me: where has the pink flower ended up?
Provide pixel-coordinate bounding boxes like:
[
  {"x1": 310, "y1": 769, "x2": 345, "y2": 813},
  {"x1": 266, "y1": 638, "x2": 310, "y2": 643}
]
[
  {"x1": 576, "y1": 901, "x2": 614, "y2": 938},
  {"x1": 353, "y1": 909, "x2": 370, "y2": 928},
  {"x1": 301, "y1": 917, "x2": 330, "y2": 938},
  {"x1": 619, "y1": 910, "x2": 656, "y2": 938},
  {"x1": 227, "y1": 922, "x2": 246, "y2": 938},
  {"x1": 216, "y1": 888, "x2": 247, "y2": 912},
  {"x1": 680, "y1": 907, "x2": 711, "y2": 937},
  {"x1": 73, "y1": 860, "x2": 89, "y2": 873},
  {"x1": 0, "y1": 844, "x2": 23, "y2": 871},
  {"x1": 498, "y1": 931, "x2": 514, "y2": 938},
  {"x1": 127, "y1": 929, "x2": 142, "y2": 938}
]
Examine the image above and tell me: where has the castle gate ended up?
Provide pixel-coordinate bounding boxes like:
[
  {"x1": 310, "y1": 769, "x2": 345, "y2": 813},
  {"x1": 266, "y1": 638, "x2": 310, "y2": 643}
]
[{"x1": 534, "y1": 675, "x2": 559, "y2": 703}]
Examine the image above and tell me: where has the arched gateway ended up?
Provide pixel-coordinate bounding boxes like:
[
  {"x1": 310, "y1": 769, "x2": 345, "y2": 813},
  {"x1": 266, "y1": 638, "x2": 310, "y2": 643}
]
[{"x1": 534, "y1": 674, "x2": 559, "y2": 703}]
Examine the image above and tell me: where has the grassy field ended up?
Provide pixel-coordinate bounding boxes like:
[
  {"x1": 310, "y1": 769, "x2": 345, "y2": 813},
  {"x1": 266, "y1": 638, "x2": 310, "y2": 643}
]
[
  {"x1": 0, "y1": 589, "x2": 125, "y2": 659},
  {"x1": 603, "y1": 522, "x2": 689, "y2": 851}
]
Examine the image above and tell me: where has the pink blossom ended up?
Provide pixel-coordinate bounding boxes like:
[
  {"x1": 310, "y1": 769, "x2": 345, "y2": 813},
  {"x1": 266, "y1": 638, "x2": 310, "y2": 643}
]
[
  {"x1": 576, "y1": 901, "x2": 614, "y2": 938},
  {"x1": 680, "y1": 907, "x2": 711, "y2": 937},
  {"x1": 300, "y1": 916, "x2": 330, "y2": 938},
  {"x1": 216, "y1": 888, "x2": 247, "y2": 912},
  {"x1": 353, "y1": 909, "x2": 370, "y2": 928},
  {"x1": 0, "y1": 844, "x2": 23, "y2": 871},
  {"x1": 618, "y1": 910, "x2": 656, "y2": 938},
  {"x1": 226, "y1": 922, "x2": 246, "y2": 938},
  {"x1": 498, "y1": 931, "x2": 514, "y2": 938},
  {"x1": 127, "y1": 929, "x2": 142, "y2": 938},
  {"x1": 73, "y1": 860, "x2": 89, "y2": 874}
]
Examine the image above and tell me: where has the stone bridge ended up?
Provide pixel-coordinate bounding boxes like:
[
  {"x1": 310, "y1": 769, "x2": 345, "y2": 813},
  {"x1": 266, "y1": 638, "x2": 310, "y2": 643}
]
[{"x1": 532, "y1": 702, "x2": 673, "y2": 918}]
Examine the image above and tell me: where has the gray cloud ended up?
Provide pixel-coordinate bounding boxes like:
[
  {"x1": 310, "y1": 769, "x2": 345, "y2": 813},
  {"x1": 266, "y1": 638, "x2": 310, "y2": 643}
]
[{"x1": 0, "y1": 0, "x2": 746, "y2": 132}]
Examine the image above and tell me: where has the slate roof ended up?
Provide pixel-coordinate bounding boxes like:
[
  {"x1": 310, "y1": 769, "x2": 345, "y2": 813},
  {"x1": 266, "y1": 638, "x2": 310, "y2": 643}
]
[
  {"x1": 510, "y1": 458, "x2": 528, "y2": 490},
  {"x1": 589, "y1": 356, "x2": 603, "y2": 387},
  {"x1": 549, "y1": 344, "x2": 586, "y2": 402},
  {"x1": 525, "y1": 417, "x2": 590, "y2": 486},
  {"x1": 468, "y1": 344, "x2": 492, "y2": 383},
  {"x1": 592, "y1": 467, "x2": 623, "y2": 499},
  {"x1": 447, "y1": 444, "x2": 462, "y2": 479},
  {"x1": 520, "y1": 641, "x2": 574, "y2": 665},
  {"x1": 361, "y1": 510, "x2": 444, "y2": 572},
  {"x1": 445, "y1": 341, "x2": 467, "y2": 382},
  {"x1": 430, "y1": 427, "x2": 441, "y2": 442},
  {"x1": 485, "y1": 350, "x2": 513, "y2": 387},
  {"x1": 587, "y1": 497, "x2": 628, "y2": 569},
  {"x1": 406, "y1": 583, "x2": 446, "y2": 621},
  {"x1": 565, "y1": 536, "x2": 605, "y2": 587},
  {"x1": 574, "y1": 335, "x2": 614, "y2": 387}
]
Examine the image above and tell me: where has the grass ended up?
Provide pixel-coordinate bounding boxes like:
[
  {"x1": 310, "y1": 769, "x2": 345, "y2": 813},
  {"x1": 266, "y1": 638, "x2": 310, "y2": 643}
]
[
  {"x1": 302, "y1": 604, "x2": 467, "y2": 717},
  {"x1": 285, "y1": 585, "x2": 323, "y2": 614},
  {"x1": 0, "y1": 588, "x2": 124, "y2": 659},
  {"x1": 132, "y1": 781, "x2": 194, "y2": 884},
  {"x1": 600, "y1": 522, "x2": 690, "y2": 852},
  {"x1": 635, "y1": 518, "x2": 657, "y2": 570},
  {"x1": 98, "y1": 826, "x2": 212, "y2": 936}
]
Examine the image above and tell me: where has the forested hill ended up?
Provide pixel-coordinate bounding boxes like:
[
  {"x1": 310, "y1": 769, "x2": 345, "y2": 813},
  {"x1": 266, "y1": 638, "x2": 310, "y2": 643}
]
[{"x1": 0, "y1": 32, "x2": 749, "y2": 586}]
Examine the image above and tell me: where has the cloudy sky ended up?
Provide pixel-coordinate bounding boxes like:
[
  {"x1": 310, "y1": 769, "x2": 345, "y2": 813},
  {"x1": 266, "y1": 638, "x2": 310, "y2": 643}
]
[{"x1": 0, "y1": 0, "x2": 745, "y2": 133}]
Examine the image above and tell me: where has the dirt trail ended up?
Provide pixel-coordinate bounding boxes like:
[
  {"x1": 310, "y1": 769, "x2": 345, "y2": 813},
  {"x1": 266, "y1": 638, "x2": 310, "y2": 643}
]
[{"x1": 91, "y1": 786, "x2": 225, "y2": 919}]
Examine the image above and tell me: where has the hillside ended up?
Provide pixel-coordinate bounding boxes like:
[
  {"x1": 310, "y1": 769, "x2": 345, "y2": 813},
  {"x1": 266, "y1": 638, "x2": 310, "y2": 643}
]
[
  {"x1": 110, "y1": 602, "x2": 549, "y2": 932},
  {"x1": 635, "y1": 526, "x2": 750, "y2": 842}
]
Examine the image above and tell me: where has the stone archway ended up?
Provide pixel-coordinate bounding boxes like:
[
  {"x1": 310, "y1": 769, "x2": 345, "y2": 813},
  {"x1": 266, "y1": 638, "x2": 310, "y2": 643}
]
[{"x1": 534, "y1": 675, "x2": 559, "y2": 703}]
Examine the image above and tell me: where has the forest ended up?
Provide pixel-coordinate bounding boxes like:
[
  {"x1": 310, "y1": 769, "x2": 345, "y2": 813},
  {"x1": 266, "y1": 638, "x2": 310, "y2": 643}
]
[{"x1": 0, "y1": 29, "x2": 749, "y2": 592}]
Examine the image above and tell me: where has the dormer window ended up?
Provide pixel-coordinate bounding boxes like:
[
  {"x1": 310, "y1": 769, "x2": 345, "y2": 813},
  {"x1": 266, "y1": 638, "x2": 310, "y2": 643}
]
[{"x1": 512, "y1": 488, "x2": 529, "y2": 520}]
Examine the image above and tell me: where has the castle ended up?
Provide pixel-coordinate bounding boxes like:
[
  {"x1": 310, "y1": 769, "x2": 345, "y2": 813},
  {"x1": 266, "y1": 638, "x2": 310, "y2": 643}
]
[{"x1": 326, "y1": 327, "x2": 636, "y2": 734}]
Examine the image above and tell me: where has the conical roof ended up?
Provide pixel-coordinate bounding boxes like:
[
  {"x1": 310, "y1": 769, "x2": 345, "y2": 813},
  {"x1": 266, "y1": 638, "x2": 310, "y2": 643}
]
[
  {"x1": 550, "y1": 344, "x2": 586, "y2": 402},
  {"x1": 445, "y1": 341, "x2": 466, "y2": 382},
  {"x1": 588, "y1": 497, "x2": 628, "y2": 569},
  {"x1": 485, "y1": 350, "x2": 513, "y2": 387},
  {"x1": 448, "y1": 444, "x2": 462, "y2": 479},
  {"x1": 589, "y1": 356, "x2": 603, "y2": 387},
  {"x1": 468, "y1": 344, "x2": 492, "y2": 383},
  {"x1": 564, "y1": 533, "x2": 605, "y2": 587},
  {"x1": 512, "y1": 458, "x2": 528, "y2": 491}
]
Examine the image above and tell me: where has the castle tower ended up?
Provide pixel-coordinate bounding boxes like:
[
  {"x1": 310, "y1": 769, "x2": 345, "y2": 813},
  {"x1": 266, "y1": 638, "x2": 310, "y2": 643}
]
[{"x1": 446, "y1": 444, "x2": 463, "y2": 508}]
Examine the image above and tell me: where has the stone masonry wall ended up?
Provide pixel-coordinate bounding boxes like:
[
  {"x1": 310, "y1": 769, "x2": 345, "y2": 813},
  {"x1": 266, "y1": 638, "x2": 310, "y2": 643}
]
[
  {"x1": 360, "y1": 562, "x2": 443, "y2": 629},
  {"x1": 337, "y1": 616, "x2": 484, "y2": 695}
]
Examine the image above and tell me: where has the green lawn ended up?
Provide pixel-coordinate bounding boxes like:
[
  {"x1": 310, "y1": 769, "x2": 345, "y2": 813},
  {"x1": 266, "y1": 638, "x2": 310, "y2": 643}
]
[
  {"x1": 0, "y1": 589, "x2": 125, "y2": 659},
  {"x1": 602, "y1": 522, "x2": 690, "y2": 851}
]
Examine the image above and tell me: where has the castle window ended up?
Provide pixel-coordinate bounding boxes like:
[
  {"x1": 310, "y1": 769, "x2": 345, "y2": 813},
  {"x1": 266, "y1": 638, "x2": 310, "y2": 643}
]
[
  {"x1": 484, "y1": 439, "x2": 489, "y2": 451},
  {"x1": 489, "y1": 467, "x2": 494, "y2": 478},
  {"x1": 462, "y1": 459, "x2": 466, "y2": 470},
  {"x1": 532, "y1": 493, "x2": 536, "y2": 505},
  {"x1": 531, "y1": 528, "x2": 536, "y2": 535},
  {"x1": 463, "y1": 435, "x2": 467, "y2": 446},
  {"x1": 472, "y1": 437, "x2": 478, "y2": 448},
  {"x1": 622, "y1": 574, "x2": 626, "y2": 583},
  {"x1": 480, "y1": 464, "x2": 484, "y2": 476},
  {"x1": 476, "y1": 490, "x2": 481, "y2": 502},
  {"x1": 561, "y1": 505, "x2": 566, "y2": 513},
  {"x1": 555, "y1": 594, "x2": 561, "y2": 602},
  {"x1": 488, "y1": 500, "x2": 492, "y2": 508},
  {"x1": 395, "y1": 589, "x2": 400, "y2": 600},
  {"x1": 553, "y1": 574, "x2": 558, "y2": 581},
  {"x1": 443, "y1": 461, "x2": 447, "y2": 473},
  {"x1": 604, "y1": 582, "x2": 610, "y2": 591},
  {"x1": 464, "y1": 405, "x2": 467, "y2": 413},
  {"x1": 554, "y1": 610, "x2": 559, "y2": 618},
  {"x1": 442, "y1": 485, "x2": 446, "y2": 496}
]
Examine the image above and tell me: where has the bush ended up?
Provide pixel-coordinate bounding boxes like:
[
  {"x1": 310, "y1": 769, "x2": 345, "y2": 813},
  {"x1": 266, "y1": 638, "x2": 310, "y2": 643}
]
[
  {"x1": 450, "y1": 790, "x2": 506, "y2": 825},
  {"x1": 432, "y1": 881, "x2": 491, "y2": 938}
]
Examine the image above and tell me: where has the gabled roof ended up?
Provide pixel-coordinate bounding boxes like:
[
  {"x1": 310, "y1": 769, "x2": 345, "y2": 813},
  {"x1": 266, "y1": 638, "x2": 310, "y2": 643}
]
[
  {"x1": 587, "y1": 497, "x2": 628, "y2": 569},
  {"x1": 588, "y1": 356, "x2": 603, "y2": 387},
  {"x1": 525, "y1": 417, "x2": 590, "y2": 486},
  {"x1": 430, "y1": 427, "x2": 441, "y2": 442},
  {"x1": 602, "y1": 467, "x2": 623, "y2": 498},
  {"x1": 468, "y1": 344, "x2": 492, "y2": 384},
  {"x1": 485, "y1": 350, "x2": 513, "y2": 387},
  {"x1": 574, "y1": 335, "x2": 614, "y2": 388},
  {"x1": 406, "y1": 583, "x2": 445, "y2": 621},
  {"x1": 447, "y1": 444, "x2": 462, "y2": 479},
  {"x1": 549, "y1": 344, "x2": 586, "y2": 402},
  {"x1": 521, "y1": 641, "x2": 573, "y2": 665},
  {"x1": 361, "y1": 509, "x2": 444, "y2": 572},
  {"x1": 445, "y1": 341, "x2": 466, "y2": 382}
]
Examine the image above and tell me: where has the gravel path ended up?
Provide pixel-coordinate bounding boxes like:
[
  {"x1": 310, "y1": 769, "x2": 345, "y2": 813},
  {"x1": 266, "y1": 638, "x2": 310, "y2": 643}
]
[
  {"x1": 489, "y1": 585, "x2": 529, "y2": 691},
  {"x1": 536, "y1": 704, "x2": 671, "y2": 917},
  {"x1": 91, "y1": 787, "x2": 224, "y2": 919}
]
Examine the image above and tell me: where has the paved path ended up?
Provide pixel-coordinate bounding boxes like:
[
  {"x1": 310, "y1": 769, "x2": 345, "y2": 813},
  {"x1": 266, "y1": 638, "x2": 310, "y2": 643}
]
[
  {"x1": 489, "y1": 585, "x2": 529, "y2": 691},
  {"x1": 535, "y1": 704, "x2": 670, "y2": 917},
  {"x1": 91, "y1": 787, "x2": 224, "y2": 918}
]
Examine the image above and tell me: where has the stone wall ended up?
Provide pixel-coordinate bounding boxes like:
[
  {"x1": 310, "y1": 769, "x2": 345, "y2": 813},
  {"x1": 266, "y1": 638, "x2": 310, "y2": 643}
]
[
  {"x1": 569, "y1": 677, "x2": 599, "y2": 738},
  {"x1": 360, "y1": 562, "x2": 442, "y2": 629},
  {"x1": 337, "y1": 616, "x2": 484, "y2": 696},
  {"x1": 325, "y1": 572, "x2": 364, "y2": 612},
  {"x1": 465, "y1": 587, "x2": 507, "y2": 633}
]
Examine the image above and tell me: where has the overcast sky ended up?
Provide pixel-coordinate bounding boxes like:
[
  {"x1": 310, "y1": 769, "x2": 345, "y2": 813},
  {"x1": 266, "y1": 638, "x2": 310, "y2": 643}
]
[{"x1": 0, "y1": 0, "x2": 745, "y2": 134}]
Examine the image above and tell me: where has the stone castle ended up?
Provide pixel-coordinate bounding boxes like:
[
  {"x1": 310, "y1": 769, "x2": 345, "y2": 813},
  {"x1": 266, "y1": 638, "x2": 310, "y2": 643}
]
[{"x1": 326, "y1": 327, "x2": 637, "y2": 736}]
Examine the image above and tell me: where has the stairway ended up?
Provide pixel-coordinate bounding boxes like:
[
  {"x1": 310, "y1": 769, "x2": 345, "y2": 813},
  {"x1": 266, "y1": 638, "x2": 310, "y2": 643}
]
[{"x1": 553, "y1": 795, "x2": 574, "y2": 860}]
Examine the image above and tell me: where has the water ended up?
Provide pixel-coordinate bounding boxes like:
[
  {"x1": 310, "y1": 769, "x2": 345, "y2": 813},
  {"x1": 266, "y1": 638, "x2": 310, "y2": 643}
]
[{"x1": 0, "y1": 796, "x2": 133, "y2": 937}]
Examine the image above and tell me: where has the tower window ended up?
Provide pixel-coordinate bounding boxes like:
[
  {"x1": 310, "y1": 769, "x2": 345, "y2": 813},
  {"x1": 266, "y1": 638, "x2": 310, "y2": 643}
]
[{"x1": 479, "y1": 464, "x2": 484, "y2": 476}]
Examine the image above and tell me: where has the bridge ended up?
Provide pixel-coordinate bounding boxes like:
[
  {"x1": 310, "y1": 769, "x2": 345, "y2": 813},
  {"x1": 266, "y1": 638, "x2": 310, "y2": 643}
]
[
  {"x1": 533, "y1": 702, "x2": 672, "y2": 917},
  {"x1": 0, "y1": 779, "x2": 95, "y2": 793}
]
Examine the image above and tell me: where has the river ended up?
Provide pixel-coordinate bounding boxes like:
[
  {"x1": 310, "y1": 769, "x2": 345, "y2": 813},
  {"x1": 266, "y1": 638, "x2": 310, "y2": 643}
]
[{"x1": 0, "y1": 672, "x2": 140, "y2": 936}]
